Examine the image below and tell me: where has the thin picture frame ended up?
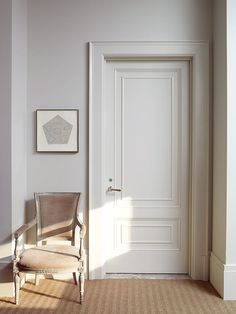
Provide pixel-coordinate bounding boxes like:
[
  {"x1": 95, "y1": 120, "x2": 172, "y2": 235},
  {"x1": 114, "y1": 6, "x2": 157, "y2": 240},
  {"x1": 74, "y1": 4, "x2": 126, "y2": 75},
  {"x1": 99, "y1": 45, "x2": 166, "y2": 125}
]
[{"x1": 36, "y1": 109, "x2": 79, "y2": 153}]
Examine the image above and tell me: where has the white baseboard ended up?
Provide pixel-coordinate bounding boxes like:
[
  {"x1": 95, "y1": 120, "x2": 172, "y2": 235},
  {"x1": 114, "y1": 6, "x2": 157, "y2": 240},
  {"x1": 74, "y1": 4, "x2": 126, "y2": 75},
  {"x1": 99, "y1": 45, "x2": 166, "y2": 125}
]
[
  {"x1": 210, "y1": 252, "x2": 224, "y2": 297},
  {"x1": 210, "y1": 252, "x2": 236, "y2": 300}
]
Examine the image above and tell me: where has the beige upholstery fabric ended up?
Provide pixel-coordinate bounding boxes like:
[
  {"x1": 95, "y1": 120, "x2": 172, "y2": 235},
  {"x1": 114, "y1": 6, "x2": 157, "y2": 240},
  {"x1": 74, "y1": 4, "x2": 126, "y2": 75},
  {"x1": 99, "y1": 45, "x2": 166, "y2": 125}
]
[
  {"x1": 18, "y1": 245, "x2": 81, "y2": 271},
  {"x1": 36, "y1": 194, "x2": 79, "y2": 241}
]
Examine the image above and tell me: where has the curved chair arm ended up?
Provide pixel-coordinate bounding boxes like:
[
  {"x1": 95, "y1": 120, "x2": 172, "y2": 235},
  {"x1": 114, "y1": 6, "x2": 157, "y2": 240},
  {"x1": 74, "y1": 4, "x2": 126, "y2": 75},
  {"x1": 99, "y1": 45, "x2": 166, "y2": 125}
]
[
  {"x1": 14, "y1": 218, "x2": 37, "y2": 260},
  {"x1": 76, "y1": 217, "x2": 86, "y2": 261},
  {"x1": 76, "y1": 217, "x2": 86, "y2": 239},
  {"x1": 14, "y1": 218, "x2": 37, "y2": 240}
]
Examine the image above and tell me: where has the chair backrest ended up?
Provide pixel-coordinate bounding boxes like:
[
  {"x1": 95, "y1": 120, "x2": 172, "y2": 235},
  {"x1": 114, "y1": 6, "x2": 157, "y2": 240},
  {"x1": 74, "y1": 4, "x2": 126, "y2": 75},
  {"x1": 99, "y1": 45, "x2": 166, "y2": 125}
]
[{"x1": 34, "y1": 192, "x2": 81, "y2": 244}]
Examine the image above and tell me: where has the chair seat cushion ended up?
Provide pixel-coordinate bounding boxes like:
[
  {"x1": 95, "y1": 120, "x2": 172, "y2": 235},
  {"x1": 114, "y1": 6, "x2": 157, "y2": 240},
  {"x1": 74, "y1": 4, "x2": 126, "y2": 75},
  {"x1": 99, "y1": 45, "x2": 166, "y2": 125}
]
[{"x1": 18, "y1": 245, "x2": 82, "y2": 272}]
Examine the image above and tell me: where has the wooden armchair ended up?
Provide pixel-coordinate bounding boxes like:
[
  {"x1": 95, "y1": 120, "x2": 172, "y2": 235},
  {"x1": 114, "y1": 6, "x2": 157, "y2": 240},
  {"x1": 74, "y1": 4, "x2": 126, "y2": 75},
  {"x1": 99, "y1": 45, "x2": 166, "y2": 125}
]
[{"x1": 13, "y1": 192, "x2": 86, "y2": 305}]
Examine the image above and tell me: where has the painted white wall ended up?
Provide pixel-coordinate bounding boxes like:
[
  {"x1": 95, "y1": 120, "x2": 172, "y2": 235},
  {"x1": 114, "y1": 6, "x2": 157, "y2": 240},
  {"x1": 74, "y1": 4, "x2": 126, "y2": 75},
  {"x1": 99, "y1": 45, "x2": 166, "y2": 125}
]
[
  {"x1": 223, "y1": 0, "x2": 236, "y2": 300},
  {"x1": 226, "y1": 0, "x2": 236, "y2": 265},
  {"x1": 0, "y1": 0, "x2": 213, "y2": 297},
  {"x1": 12, "y1": 0, "x2": 27, "y2": 232},
  {"x1": 210, "y1": 0, "x2": 227, "y2": 298},
  {"x1": 27, "y1": 0, "x2": 212, "y2": 235},
  {"x1": 212, "y1": 0, "x2": 227, "y2": 264},
  {"x1": 0, "y1": 0, "x2": 27, "y2": 297},
  {"x1": 0, "y1": 0, "x2": 14, "y2": 297},
  {"x1": 211, "y1": 0, "x2": 236, "y2": 300},
  {"x1": 4, "y1": 0, "x2": 236, "y2": 301}
]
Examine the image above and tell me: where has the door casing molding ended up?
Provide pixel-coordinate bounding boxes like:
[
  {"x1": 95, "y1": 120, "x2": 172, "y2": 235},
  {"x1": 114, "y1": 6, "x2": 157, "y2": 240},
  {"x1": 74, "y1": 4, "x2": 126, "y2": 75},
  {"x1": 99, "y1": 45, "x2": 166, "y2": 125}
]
[{"x1": 89, "y1": 41, "x2": 209, "y2": 280}]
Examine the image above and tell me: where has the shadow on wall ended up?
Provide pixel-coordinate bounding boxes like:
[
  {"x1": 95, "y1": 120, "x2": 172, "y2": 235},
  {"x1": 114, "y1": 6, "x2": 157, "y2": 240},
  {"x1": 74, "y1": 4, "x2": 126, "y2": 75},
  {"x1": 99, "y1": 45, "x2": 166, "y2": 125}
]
[
  {"x1": 0, "y1": 200, "x2": 35, "y2": 288},
  {"x1": 0, "y1": 233, "x2": 14, "y2": 284},
  {"x1": 0, "y1": 258, "x2": 13, "y2": 285},
  {"x1": 25, "y1": 199, "x2": 36, "y2": 244},
  {"x1": 0, "y1": 201, "x2": 35, "y2": 286}
]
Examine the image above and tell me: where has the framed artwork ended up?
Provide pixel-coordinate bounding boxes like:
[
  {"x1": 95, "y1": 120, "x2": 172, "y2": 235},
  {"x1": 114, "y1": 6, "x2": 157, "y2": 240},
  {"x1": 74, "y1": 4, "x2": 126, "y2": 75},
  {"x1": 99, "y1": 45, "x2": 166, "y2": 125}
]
[{"x1": 36, "y1": 109, "x2": 79, "y2": 153}]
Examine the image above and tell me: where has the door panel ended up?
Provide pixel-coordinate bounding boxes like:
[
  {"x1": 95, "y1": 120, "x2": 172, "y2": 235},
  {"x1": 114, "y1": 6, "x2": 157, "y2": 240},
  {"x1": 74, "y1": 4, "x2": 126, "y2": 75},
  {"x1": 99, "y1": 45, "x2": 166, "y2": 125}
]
[
  {"x1": 103, "y1": 61, "x2": 189, "y2": 274},
  {"x1": 115, "y1": 218, "x2": 180, "y2": 251},
  {"x1": 122, "y1": 77, "x2": 173, "y2": 200}
]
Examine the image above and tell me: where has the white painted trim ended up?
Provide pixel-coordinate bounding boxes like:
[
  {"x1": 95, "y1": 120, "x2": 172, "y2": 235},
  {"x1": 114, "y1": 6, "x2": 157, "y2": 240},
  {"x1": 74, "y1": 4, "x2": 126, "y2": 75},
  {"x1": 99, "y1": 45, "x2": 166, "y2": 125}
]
[
  {"x1": 89, "y1": 41, "x2": 209, "y2": 281},
  {"x1": 210, "y1": 252, "x2": 236, "y2": 300}
]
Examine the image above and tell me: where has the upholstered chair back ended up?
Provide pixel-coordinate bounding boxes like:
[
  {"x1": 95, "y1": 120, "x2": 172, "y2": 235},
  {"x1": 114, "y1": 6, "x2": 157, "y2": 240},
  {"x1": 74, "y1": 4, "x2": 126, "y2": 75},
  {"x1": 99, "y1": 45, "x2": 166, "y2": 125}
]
[{"x1": 35, "y1": 193, "x2": 80, "y2": 244}]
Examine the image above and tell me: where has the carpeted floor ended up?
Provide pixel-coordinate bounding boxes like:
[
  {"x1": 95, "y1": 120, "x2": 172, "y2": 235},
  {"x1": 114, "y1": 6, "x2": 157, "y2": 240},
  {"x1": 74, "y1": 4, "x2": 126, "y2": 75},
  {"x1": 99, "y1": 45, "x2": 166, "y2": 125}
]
[{"x1": 1, "y1": 279, "x2": 236, "y2": 313}]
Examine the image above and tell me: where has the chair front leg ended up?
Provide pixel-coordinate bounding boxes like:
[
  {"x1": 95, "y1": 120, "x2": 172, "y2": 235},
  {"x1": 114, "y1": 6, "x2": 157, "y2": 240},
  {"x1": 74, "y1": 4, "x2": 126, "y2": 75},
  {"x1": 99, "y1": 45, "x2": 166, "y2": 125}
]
[
  {"x1": 14, "y1": 271, "x2": 20, "y2": 305},
  {"x1": 13, "y1": 235, "x2": 21, "y2": 305},
  {"x1": 79, "y1": 269, "x2": 85, "y2": 304},
  {"x1": 73, "y1": 272, "x2": 78, "y2": 285},
  {"x1": 35, "y1": 274, "x2": 40, "y2": 286}
]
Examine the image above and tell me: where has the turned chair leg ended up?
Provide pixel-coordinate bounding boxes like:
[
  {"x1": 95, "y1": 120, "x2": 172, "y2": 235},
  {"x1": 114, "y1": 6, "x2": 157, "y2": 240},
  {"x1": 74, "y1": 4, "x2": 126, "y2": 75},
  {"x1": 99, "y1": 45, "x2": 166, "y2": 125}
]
[
  {"x1": 14, "y1": 272, "x2": 20, "y2": 305},
  {"x1": 73, "y1": 272, "x2": 78, "y2": 285},
  {"x1": 79, "y1": 272, "x2": 85, "y2": 304},
  {"x1": 35, "y1": 274, "x2": 40, "y2": 286}
]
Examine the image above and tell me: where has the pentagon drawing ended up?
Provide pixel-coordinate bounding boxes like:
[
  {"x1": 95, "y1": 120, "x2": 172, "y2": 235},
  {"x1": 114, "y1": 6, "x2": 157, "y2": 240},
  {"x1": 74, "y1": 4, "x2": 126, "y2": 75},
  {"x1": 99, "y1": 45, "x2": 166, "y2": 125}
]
[{"x1": 43, "y1": 115, "x2": 73, "y2": 144}]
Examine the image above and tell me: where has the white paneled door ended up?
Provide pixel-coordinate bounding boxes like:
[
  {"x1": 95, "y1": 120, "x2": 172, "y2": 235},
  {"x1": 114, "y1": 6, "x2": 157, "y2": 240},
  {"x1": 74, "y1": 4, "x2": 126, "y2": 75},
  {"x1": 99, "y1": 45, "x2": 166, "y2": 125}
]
[{"x1": 102, "y1": 60, "x2": 190, "y2": 274}]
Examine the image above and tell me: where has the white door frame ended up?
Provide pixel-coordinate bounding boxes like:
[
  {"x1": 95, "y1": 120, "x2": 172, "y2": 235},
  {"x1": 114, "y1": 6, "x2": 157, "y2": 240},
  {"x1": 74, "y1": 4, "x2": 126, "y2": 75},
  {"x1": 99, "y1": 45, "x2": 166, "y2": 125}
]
[{"x1": 89, "y1": 41, "x2": 209, "y2": 280}]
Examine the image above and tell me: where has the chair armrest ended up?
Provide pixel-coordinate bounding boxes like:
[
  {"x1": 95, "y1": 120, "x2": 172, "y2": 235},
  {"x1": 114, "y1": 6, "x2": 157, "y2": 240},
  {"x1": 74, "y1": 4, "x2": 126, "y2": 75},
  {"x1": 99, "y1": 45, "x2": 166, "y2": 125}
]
[
  {"x1": 76, "y1": 217, "x2": 86, "y2": 239},
  {"x1": 13, "y1": 218, "x2": 36, "y2": 261},
  {"x1": 14, "y1": 218, "x2": 36, "y2": 239},
  {"x1": 76, "y1": 217, "x2": 86, "y2": 261}
]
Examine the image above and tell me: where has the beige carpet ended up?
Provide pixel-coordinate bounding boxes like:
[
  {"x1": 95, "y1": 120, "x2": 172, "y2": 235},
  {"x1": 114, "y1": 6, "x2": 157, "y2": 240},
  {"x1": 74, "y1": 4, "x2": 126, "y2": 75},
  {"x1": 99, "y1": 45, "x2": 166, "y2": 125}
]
[{"x1": 1, "y1": 279, "x2": 236, "y2": 313}]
